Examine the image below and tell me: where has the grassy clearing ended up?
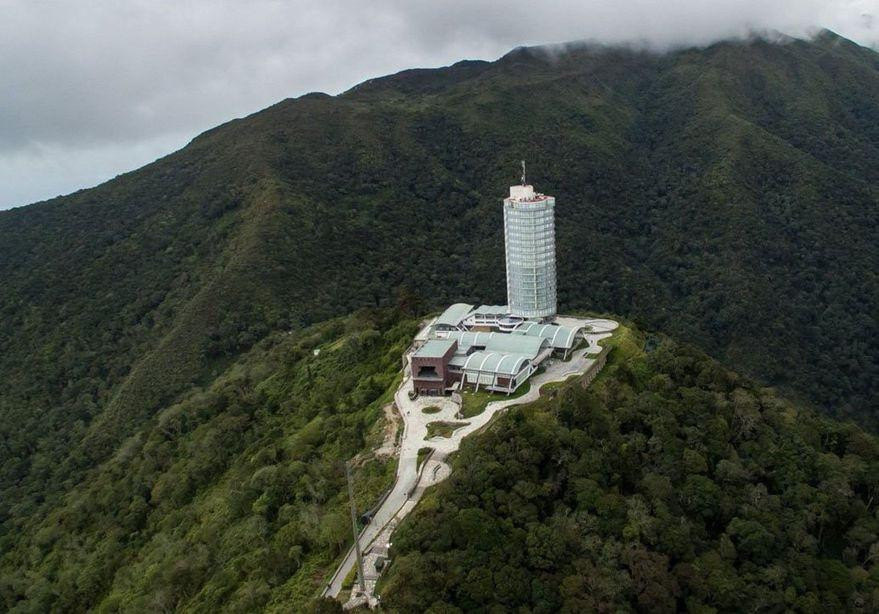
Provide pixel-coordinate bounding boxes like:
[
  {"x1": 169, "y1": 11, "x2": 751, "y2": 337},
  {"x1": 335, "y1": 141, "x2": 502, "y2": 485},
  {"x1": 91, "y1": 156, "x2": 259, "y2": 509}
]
[
  {"x1": 459, "y1": 381, "x2": 532, "y2": 418},
  {"x1": 426, "y1": 421, "x2": 469, "y2": 439},
  {"x1": 341, "y1": 562, "x2": 364, "y2": 592},
  {"x1": 605, "y1": 324, "x2": 642, "y2": 360},
  {"x1": 589, "y1": 323, "x2": 644, "y2": 389},
  {"x1": 416, "y1": 447, "x2": 433, "y2": 470},
  {"x1": 421, "y1": 406, "x2": 442, "y2": 414},
  {"x1": 540, "y1": 373, "x2": 581, "y2": 394}
]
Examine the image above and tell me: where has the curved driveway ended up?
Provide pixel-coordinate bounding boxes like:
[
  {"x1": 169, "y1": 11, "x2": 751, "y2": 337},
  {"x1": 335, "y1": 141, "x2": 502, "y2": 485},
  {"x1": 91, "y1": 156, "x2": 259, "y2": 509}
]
[{"x1": 323, "y1": 319, "x2": 615, "y2": 600}]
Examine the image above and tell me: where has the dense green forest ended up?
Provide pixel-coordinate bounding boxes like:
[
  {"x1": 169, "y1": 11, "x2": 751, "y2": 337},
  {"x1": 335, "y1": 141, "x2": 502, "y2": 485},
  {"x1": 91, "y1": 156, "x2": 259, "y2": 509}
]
[
  {"x1": 0, "y1": 309, "x2": 416, "y2": 612},
  {"x1": 0, "y1": 29, "x2": 878, "y2": 612},
  {"x1": 381, "y1": 327, "x2": 879, "y2": 612}
]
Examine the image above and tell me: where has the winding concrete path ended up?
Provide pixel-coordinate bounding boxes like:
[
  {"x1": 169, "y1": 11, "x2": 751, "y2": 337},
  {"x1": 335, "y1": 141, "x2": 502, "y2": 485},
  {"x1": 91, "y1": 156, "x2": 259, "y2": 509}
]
[{"x1": 323, "y1": 318, "x2": 617, "y2": 602}]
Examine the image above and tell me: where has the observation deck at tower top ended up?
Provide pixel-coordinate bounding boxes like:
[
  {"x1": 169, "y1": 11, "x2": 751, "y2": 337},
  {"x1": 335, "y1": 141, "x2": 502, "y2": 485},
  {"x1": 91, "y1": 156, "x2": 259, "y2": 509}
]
[{"x1": 507, "y1": 184, "x2": 551, "y2": 203}]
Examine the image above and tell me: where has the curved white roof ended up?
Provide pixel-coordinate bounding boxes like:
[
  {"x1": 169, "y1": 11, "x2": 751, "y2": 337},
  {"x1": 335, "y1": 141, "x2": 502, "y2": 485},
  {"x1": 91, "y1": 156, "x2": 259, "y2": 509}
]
[
  {"x1": 511, "y1": 322, "x2": 581, "y2": 350},
  {"x1": 444, "y1": 331, "x2": 546, "y2": 358},
  {"x1": 472, "y1": 304, "x2": 510, "y2": 315},
  {"x1": 435, "y1": 303, "x2": 475, "y2": 327},
  {"x1": 461, "y1": 351, "x2": 531, "y2": 375}
]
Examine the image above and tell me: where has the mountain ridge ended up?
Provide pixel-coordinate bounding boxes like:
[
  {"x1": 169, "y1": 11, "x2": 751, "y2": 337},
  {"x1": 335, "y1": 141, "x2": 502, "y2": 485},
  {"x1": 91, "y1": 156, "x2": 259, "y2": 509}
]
[{"x1": 1, "y1": 32, "x2": 878, "y2": 609}]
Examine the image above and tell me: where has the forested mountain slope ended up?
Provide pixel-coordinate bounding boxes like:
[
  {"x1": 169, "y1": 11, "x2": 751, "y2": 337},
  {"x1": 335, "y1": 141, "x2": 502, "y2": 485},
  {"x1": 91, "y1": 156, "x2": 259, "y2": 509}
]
[
  {"x1": 0, "y1": 29, "x2": 878, "y2": 610},
  {"x1": 4, "y1": 309, "x2": 879, "y2": 613},
  {"x1": 1, "y1": 309, "x2": 416, "y2": 612},
  {"x1": 381, "y1": 327, "x2": 879, "y2": 612}
]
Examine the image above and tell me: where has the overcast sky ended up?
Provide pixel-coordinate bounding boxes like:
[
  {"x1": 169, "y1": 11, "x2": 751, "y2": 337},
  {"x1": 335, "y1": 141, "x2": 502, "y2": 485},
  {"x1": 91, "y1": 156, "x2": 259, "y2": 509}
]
[{"x1": 1, "y1": 1, "x2": 876, "y2": 210}]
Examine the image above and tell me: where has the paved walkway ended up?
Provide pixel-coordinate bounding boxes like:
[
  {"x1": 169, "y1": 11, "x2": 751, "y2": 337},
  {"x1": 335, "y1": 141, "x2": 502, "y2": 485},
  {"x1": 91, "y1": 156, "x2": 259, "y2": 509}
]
[{"x1": 323, "y1": 317, "x2": 616, "y2": 604}]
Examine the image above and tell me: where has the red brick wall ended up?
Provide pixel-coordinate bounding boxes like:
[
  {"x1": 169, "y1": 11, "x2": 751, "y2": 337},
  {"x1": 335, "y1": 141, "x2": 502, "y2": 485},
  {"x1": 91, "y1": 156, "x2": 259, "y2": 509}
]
[{"x1": 411, "y1": 341, "x2": 457, "y2": 395}]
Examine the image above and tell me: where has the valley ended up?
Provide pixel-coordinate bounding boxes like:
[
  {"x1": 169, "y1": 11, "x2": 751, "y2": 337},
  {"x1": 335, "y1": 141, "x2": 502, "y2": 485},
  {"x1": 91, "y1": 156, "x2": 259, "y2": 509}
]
[{"x1": 0, "y1": 30, "x2": 878, "y2": 613}]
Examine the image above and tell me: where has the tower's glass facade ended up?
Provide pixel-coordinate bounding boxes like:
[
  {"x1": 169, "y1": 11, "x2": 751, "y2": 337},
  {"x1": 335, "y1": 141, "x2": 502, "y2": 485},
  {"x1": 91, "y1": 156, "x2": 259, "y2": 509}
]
[{"x1": 503, "y1": 185, "x2": 557, "y2": 319}]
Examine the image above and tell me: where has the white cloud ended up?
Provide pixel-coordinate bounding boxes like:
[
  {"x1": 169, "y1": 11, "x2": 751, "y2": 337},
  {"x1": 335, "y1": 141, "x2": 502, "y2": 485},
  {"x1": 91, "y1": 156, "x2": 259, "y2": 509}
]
[{"x1": 0, "y1": 0, "x2": 876, "y2": 209}]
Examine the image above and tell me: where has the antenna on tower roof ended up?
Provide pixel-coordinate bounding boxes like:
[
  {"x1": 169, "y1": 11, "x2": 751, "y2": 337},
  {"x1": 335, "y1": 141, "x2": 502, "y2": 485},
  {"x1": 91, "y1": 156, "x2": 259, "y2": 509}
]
[{"x1": 520, "y1": 160, "x2": 526, "y2": 186}]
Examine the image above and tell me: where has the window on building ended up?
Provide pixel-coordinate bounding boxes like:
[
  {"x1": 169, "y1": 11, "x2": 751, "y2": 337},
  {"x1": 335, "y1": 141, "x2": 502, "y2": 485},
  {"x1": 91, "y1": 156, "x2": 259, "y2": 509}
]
[{"x1": 417, "y1": 365, "x2": 440, "y2": 379}]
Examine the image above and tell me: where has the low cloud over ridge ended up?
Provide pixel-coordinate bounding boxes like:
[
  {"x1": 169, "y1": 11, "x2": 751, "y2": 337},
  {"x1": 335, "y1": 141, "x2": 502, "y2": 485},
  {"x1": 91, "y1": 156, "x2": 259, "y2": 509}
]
[{"x1": 0, "y1": 0, "x2": 876, "y2": 209}]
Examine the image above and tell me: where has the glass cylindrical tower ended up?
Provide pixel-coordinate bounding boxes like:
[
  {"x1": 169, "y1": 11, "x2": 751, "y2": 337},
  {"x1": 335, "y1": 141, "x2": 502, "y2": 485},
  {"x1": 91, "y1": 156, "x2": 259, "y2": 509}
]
[{"x1": 503, "y1": 184, "x2": 557, "y2": 319}]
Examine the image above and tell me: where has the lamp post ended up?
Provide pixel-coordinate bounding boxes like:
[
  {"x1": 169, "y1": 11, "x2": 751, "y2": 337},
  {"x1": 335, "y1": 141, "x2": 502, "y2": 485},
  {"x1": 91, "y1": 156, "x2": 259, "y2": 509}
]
[{"x1": 345, "y1": 460, "x2": 367, "y2": 596}]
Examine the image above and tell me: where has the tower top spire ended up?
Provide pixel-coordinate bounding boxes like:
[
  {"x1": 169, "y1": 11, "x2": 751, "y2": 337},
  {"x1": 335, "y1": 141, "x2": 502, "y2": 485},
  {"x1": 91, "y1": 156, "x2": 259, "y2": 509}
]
[{"x1": 520, "y1": 160, "x2": 526, "y2": 186}]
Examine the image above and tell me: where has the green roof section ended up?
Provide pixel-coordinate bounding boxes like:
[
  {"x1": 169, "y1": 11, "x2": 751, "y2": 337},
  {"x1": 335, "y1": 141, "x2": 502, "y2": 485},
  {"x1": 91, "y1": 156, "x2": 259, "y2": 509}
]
[
  {"x1": 472, "y1": 304, "x2": 509, "y2": 314},
  {"x1": 448, "y1": 354, "x2": 470, "y2": 368},
  {"x1": 413, "y1": 339, "x2": 456, "y2": 359},
  {"x1": 434, "y1": 303, "x2": 475, "y2": 327},
  {"x1": 444, "y1": 331, "x2": 546, "y2": 359},
  {"x1": 512, "y1": 322, "x2": 581, "y2": 349},
  {"x1": 461, "y1": 351, "x2": 532, "y2": 375}
]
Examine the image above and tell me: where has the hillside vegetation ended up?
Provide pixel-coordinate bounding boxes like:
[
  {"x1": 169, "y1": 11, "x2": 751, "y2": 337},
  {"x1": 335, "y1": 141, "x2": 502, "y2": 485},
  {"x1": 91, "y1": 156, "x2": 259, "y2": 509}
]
[
  {"x1": 381, "y1": 326, "x2": 879, "y2": 612},
  {"x1": 0, "y1": 29, "x2": 877, "y2": 611},
  {"x1": 0, "y1": 309, "x2": 416, "y2": 612}
]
